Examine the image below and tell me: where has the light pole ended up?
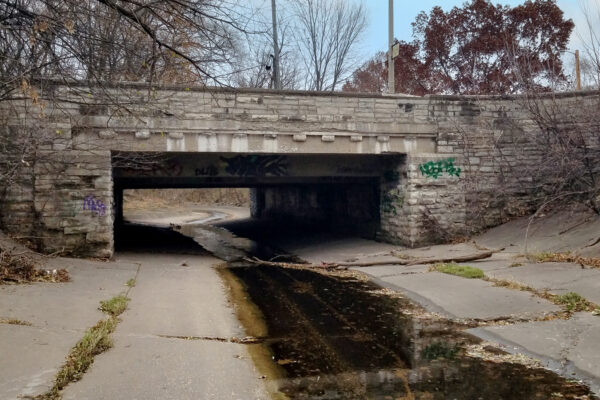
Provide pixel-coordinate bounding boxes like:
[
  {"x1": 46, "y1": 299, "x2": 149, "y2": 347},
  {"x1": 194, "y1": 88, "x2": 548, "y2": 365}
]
[
  {"x1": 575, "y1": 49, "x2": 581, "y2": 91},
  {"x1": 561, "y1": 49, "x2": 581, "y2": 91},
  {"x1": 388, "y1": 0, "x2": 394, "y2": 94},
  {"x1": 271, "y1": 0, "x2": 281, "y2": 90}
]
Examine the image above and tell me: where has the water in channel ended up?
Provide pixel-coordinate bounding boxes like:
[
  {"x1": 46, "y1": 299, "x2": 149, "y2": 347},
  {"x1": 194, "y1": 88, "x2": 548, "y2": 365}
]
[{"x1": 152, "y1": 222, "x2": 599, "y2": 399}]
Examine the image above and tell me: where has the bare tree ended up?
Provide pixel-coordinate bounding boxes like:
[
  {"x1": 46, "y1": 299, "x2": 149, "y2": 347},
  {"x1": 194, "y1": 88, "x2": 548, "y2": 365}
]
[
  {"x1": 231, "y1": 9, "x2": 301, "y2": 90},
  {"x1": 0, "y1": 0, "x2": 255, "y2": 102},
  {"x1": 577, "y1": 0, "x2": 600, "y2": 88},
  {"x1": 290, "y1": 0, "x2": 367, "y2": 91}
]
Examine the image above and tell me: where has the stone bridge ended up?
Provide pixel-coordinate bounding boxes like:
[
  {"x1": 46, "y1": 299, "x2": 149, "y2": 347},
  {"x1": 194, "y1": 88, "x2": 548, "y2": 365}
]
[{"x1": 1, "y1": 82, "x2": 595, "y2": 257}]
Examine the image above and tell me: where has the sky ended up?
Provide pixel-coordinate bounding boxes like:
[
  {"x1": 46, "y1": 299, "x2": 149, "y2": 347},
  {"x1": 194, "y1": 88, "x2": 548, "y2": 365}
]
[
  {"x1": 363, "y1": 0, "x2": 592, "y2": 57},
  {"x1": 247, "y1": 0, "x2": 599, "y2": 82}
]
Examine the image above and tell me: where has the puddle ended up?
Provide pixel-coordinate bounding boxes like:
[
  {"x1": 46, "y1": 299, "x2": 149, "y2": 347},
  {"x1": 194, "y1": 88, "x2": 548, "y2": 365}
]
[{"x1": 172, "y1": 222, "x2": 598, "y2": 399}]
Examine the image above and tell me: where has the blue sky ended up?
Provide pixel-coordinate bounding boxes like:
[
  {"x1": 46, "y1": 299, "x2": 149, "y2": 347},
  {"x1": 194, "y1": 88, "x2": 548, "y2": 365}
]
[{"x1": 363, "y1": 0, "x2": 587, "y2": 57}]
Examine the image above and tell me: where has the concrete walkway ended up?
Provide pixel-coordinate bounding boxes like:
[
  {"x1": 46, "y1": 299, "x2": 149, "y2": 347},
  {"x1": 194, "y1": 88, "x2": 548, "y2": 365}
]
[
  {"x1": 0, "y1": 257, "x2": 139, "y2": 399},
  {"x1": 0, "y1": 253, "x2": 267, "y2": 400}
]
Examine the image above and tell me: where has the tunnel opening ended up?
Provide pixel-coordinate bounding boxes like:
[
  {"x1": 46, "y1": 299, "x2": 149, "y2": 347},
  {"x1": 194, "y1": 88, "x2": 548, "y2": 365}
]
[{"x1": 112, "y1": 152, "x2": 405, "y2": 254}]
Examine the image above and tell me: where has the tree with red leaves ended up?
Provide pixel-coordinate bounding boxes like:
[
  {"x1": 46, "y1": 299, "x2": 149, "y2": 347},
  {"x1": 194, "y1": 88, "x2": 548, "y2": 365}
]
[{"x1": 343, "y1": 0, "x2": 574, "y2": 95}]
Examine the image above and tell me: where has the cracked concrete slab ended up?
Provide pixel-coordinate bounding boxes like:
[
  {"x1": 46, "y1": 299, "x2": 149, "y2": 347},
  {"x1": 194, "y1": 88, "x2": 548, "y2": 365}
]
[
  {"x1": 0, "y1": 325, "x2": 80, "y2": 399},
  {"x1": 468, "y1": 312, "x2": 600, "y2": 394},
  {"x1": 352, "y1": 269, "x2": 560, "y2": 320},
  {"x1": 280, "y1": 235, "x2": 399, "y2": 264},
  {"x1": 474, "y1": 207, "x2": 600, "y2": 257},
  {"x1": 55, "y1": 251, "x2": 268, "y2": 400},
  {"x1": 483, "y1": 262, "x2": 600, "y2": 305},
  {"x1": 0, "y1": 258, "x2": 139, "y2": 331},
  {"x1": 61, "y1": 335, "x2": 268, "y2": 400},
  {"x1": 114, "y1": 253, "x2": 243, "y2": 338},
  {"x1": 0, "y1": 258, "x2": 139, "y2": 399}
]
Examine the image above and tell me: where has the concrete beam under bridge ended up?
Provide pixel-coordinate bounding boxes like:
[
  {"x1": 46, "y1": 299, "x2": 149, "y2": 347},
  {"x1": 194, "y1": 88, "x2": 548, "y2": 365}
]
[{"x1": 112, "y1": 152, "x2": 404, "y2": 188}]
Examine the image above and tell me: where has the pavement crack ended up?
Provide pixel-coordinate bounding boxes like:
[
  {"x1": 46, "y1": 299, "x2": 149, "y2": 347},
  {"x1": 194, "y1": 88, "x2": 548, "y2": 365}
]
[
  {"x1": 463, "y1": 311, "x2": 570, "y2": 328},
  {"x1": 156, "y1": 334, "x2": 263, "y2": 344},
  {"x1": 379, "y1": 271, "x2": 425, "y2": 278}
]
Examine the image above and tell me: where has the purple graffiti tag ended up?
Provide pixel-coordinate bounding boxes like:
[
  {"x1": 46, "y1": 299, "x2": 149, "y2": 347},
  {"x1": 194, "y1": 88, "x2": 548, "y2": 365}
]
[{"x1": 83, "y1": 195, "x2": 106, "y2": 216}]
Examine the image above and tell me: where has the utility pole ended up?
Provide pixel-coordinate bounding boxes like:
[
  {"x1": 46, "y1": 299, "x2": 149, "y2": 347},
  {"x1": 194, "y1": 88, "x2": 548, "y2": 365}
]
[
  {"x1": 271, "y1": 0, "x2": 281, "y2": 90},
  {"x1": 575, "y1": 49, "x2": 581, "y2": 91},
  {"x1": 388, "y1": 0, "x2": 394, "y2": 94}
]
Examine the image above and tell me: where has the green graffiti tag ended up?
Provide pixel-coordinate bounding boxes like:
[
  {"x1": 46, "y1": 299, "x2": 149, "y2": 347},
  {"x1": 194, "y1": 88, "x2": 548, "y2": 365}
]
[
  {"x1": 419, "y1": 158, "x2": 461, "y2": 179},
  {"x1": 382, "y1": 190, "x2": 404, "y2": 215}
]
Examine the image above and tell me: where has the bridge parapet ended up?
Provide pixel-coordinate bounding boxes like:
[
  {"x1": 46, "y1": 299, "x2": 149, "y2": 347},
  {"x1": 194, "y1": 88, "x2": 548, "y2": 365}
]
[{"x1": 66, "y1": 87, "x2": 438, "y2": 155}]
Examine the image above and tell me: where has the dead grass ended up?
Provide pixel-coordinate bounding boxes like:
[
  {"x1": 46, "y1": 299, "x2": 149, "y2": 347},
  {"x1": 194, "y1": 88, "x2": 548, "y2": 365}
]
[
  {"x1": 0, "y1": 317, "x2": 32, "y2": 326},
  {"x1": 124, "y1": 188, "x2": 250, "y2": 210},
  {"x1": 527, "y1": 252, "x2": 600, "y2": 269},
  {"x1": 485, "y1": 277, "x2": 598, "y2": 314},
  {"x1": 0, "y1": 248, "x2": 69, "y2": 284}
]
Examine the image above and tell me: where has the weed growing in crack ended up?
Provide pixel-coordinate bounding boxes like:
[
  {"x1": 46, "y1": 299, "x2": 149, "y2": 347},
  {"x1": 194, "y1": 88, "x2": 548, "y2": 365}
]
[
  {"x1": 126, "y1": 278, "x2": 136, "y2": 287},
  {"x1": 555, "y1": 292, "x2": 590, "y2": 312},
  {"x1": 36, "y1": 287, "x2": 132, "y2": 399},
  {"x1": 0, "y1": 317, "x2": 32, "y2": 326},
  {"x1": 36, "y1": 317, "x2": 118, "y2": 400},
  {"x1": 431, "y1": 263, "x2": 484, "y2": 279},
  {"x1": 99, "y1": 294, "x2": 129, "y2": 316}
]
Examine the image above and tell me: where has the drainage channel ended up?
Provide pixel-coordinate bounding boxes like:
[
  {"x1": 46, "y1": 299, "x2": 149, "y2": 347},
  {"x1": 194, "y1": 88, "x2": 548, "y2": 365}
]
[{"x1": 180, "y1": 224, "x2": 598, "y2": 400}]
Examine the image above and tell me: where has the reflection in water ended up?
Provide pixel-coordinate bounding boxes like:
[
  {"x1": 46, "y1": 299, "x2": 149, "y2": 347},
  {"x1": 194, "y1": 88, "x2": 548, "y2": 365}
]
[
  {"x1": 227, "y1": 265, "x2": 596, "y2": 400},
  {"x1": 171, "y1": 223, "x2": 597, "y2": 399}
]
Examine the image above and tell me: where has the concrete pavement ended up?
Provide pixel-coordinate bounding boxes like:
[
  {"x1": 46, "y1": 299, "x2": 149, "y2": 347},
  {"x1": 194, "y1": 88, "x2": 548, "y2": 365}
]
[
  {"x1": 61, "y1": 252, "x2": 267, "y2": 400},
  {"x1": 0, "y1": 252, "x2": 268, "y2": 400},
  {"x1": 470, "y1": 313, "x2": 600, "y2": 394},
  {"x1": 0, "y1": 257, "x2": 139, "y2": 399}
]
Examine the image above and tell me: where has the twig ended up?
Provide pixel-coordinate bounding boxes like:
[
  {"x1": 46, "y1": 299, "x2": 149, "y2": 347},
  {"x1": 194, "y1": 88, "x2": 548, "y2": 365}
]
[{"x1": 242, "y1": 249, "x2": 503, "y2": 270}]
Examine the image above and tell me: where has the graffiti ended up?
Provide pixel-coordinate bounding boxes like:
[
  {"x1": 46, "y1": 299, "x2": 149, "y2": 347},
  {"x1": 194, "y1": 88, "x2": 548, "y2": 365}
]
[
  {"x1": 381, "y1": 189, "x2": 404, "y2": 215},
  {"x1": 195, "y1": 165, "x2": 219, "y2": 177},
  {"x1": 119, "y1": 158, "x2": 183, "y2": 177},
  {"x1": 83, "y1": 195, "x2": 107, "y2": 216},
  {"x1": 419, "y1": 158, "x2": 461, "y2": 179},
  {"x1": 221, "y1": 155, "x2": 288, "y2": 176}
]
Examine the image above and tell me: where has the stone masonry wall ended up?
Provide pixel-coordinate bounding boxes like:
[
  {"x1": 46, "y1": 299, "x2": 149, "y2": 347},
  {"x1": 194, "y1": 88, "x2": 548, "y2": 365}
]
[
  {"x1": 0, "y1": 99, "x2": 113, "y2": 257},
  {"x1": 379, "y1": 91, "x2": 600, "y2": 245}
]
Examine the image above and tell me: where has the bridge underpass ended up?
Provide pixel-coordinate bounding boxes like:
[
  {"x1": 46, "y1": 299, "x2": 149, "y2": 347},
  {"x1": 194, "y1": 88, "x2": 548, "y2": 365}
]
[{"x1": 112, "y1": 152, "x2": 405, "y2": 250}]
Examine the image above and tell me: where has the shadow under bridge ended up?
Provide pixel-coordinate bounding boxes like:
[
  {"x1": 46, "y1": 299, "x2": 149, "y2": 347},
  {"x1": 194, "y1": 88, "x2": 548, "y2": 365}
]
[{"x1": 112, "y1": 152, "x2": 405, "y2": 238}]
